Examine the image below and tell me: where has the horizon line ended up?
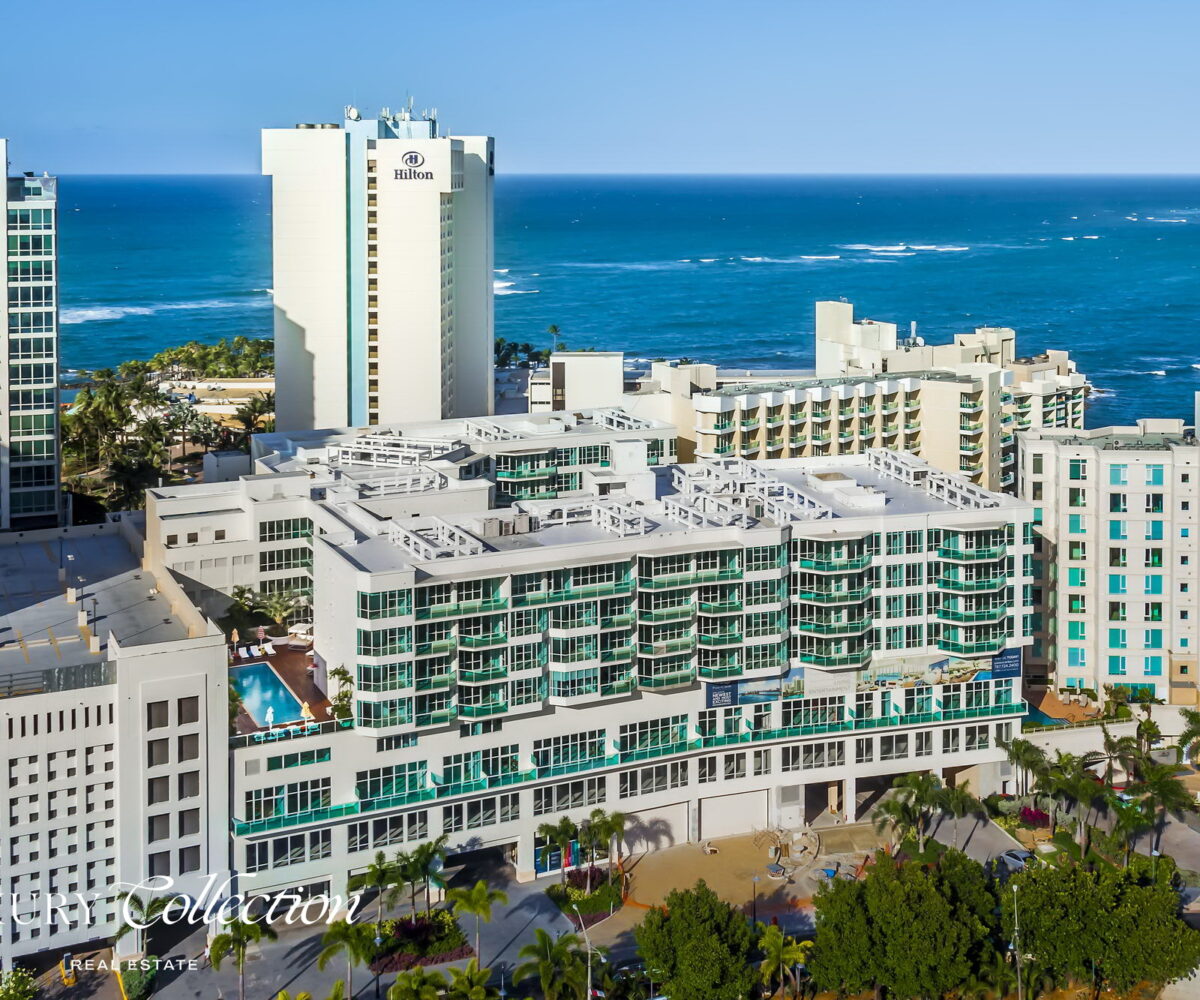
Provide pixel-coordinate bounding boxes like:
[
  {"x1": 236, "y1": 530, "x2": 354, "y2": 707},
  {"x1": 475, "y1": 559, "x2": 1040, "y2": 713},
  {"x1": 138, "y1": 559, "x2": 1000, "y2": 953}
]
[{"x1": 39, "y1": 170, "x2": 1200, "y2": 179}]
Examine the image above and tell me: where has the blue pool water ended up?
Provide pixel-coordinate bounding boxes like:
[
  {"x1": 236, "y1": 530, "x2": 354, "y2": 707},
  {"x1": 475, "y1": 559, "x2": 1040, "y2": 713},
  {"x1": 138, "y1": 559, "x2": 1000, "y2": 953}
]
[
  {"x1": 1024, "y1": 705, "x2": 1067, "y2": 728},
  {"x1": 231, "y1": 662, "x2": 302, "y2": 727}
]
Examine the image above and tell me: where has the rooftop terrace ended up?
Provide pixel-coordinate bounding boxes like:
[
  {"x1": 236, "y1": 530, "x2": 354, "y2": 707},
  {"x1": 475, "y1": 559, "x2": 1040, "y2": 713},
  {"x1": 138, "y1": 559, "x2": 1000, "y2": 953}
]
[
  {"x1": 0, "y1": 531, "x2": 190, "y2": 693},
  {"x1": 708, "y1": 369, "x2": 979, "y2": 397}
]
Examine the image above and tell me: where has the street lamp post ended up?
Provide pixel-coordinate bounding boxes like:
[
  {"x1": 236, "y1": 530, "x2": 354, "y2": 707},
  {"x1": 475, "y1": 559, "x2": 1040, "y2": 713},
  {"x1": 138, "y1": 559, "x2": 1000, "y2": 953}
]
[
  {"x1": 752, "y1": 875, "x2": 761, "y2": 925},
  {"x1": 499, "y1": 971, "x2": 507, "y2": 1000},
  {"x1": 573, "y1": 904, "x2": 593, "y2": 999},
  {"x1": 373, "y1": 934, "x2": 383, "y2": 1000},
  {"x1": 1012, "y1": 883, "x2": 1023, "y2": 1000}
]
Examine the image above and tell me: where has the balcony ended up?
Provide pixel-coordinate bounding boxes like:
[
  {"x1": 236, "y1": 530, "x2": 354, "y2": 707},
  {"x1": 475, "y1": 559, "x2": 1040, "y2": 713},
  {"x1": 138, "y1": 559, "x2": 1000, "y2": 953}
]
[
  {"x1": 512, "y1": 580, "x2": 633, "y2": 607},
  {"x1": 458, "y1": 664, "x2": 508, "y2": 683},
  {"x1": 536, "y1": 754, "x2": 616, "y2": 779},
  {"x1": 881, "y1": 402, "x2": 900, "y2": 415},
  {"x1": 639, "y1": 567, "x2": 741, "y2": 590},
  {"x1": 415, "y1": 707, "x2": 457, "y2": 727},
  {"x1": 881, "y1": 425, "x2": 899, "y2": 436},
  {"x1": 698, "y1": 631, "x2": 742, "y2": 647},
  {"x1": 619, "y1": 737, "x2": 693, "y2": 762},
  {"x1": 959, "y1": 420, "x2": 983, "y2": 433},
  {"x1": 796, "y1": 587, "x2": 870, "y2": 605},
  {"x1": 459, "y1": 632, "x2": 507, "y2": 649},
  {"x1": 414, "y1": 674, "x2": 453, "y2": 692},
  {"x1": 698, "y1": 664, "x2": 744, "y2": 680},
  {"x1": 740, "y1": 418, "x2": 761, "y2": 431},
  {"x1": 459, "y1": 700, "x2": 508, "y2": 719},
  {"x1": 417, "y1": 597, "x2": 507, "y2": 621},
  {"x1": 858, "y1": 407, "x2": 877, "y2": 418},
  {"x1": 798, "y1": 650, "x2": 871, "y2": 668},
  {"x1": 960, "y1": 400, "x2": 985, "y2": 414},
  {"x1": 600, "y1": 645, "x2": 634, "y2": 662},
  {"x1": 496, "y1": 466, "x2": 557, "y2": 480},
  {"x1": 794, "y1": 617, "x2": 871, "y2": 636},
  {"x1": 699, "y1": 599, "x2": 742, "y2": 615},
  {"x1": 599, "y1": 675, "x2": 635, "y2": 697},
  {"x1": 600, "y1": 612, "x2": 634, "y2": 629},
  {"x1": 637, "y1": 669, "x2": 697, "y2": 690},
  {"x1": 415, "y1": 638, "x2": 455, "y2": 656},
  {"x1": 938, "y1": 637, "x2": 1007, "y2": 656},
  {"x1": 638, "y1": 636, "x2": 697, "y2": 656},
  {"x1": 795, "y1": 554, "x2": 871, "y2": 572},
  {"x1": 765, "y1": 416, "x2": 786, "y2": 428},
  {"x1": 935, "y1": 606, "x2": 1008, "y2": 624},
  {"x1": 639, "y1": 603, "x2": 695, "y2": 622},
  {"x1": 838, "y1": 432, "x2": 857, "y2": 443},
  {"x1": 937, "y1": 576, "x2": 1006, "y2": 593},
  {"x1": 810, "y1": 412, "x2": 831, "y2": 423},
  {"x1": 936, "y1": 544, "x2": 1006, "y2": 562}
]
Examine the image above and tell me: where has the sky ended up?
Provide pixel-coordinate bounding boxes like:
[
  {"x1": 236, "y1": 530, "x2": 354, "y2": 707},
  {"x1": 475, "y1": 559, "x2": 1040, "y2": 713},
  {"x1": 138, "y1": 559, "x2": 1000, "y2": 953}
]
[{"x1": 4, "y1": 0, "x2": 1199, "y2": 175}]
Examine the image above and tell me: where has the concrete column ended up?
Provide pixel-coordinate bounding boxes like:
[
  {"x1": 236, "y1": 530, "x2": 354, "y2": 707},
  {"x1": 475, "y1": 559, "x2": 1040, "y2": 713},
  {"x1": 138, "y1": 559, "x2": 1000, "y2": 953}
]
[
  {"x1": 845, "y1": 775, "x2": 858, "y2": 823},
  {"x1": 826, "y1": 780, "x2": 840, "y2": 816},
  {"x1": 515, "y1": 834, "x2": 538, "y2": 883}
]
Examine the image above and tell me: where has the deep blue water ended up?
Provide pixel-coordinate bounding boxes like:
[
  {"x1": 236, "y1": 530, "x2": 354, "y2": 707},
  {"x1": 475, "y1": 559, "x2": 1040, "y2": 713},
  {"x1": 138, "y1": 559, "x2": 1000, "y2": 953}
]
[{"x1": 57, "y1": 175, "x2": 1200, "y2": 427}]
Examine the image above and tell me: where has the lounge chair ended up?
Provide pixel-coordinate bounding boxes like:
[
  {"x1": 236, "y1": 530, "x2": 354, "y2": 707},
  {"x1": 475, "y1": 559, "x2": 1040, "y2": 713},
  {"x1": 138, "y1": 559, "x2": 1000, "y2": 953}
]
[
  {"x1": 261, "y1": 640, "x2": 275, "y2": 655},
  {"x1": 702, "y1": 841, "x2": 719, "y2": 856},
  {"x1": 238, "y1": 647, "x2": 250, "y2": 659}
]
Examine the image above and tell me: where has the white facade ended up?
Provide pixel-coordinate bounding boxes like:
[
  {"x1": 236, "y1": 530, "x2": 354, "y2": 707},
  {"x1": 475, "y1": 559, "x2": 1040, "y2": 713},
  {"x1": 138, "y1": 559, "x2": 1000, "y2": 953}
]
[
  {"x1": 263, "y1": 107, "x2": 494, "y2": 432},
  {"x1": 0, "y1": 518, "x2": 228, "y2": 969},
  {"x1": 2, "y1": 139, "x2": 61, "y2": 528},
  {"x1": 146, "y1": 425, "x2": 1033, "y2": 901},
  {"x1": 1020, "y1": 420, "x2": 1200, "y2": 704}
]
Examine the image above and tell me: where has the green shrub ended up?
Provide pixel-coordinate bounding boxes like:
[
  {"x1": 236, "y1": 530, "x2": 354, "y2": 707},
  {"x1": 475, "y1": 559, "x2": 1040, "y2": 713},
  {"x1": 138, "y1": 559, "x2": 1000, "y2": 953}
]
[{"x1": 120, "y1": 958, "x2": 158, "y2": 1000}]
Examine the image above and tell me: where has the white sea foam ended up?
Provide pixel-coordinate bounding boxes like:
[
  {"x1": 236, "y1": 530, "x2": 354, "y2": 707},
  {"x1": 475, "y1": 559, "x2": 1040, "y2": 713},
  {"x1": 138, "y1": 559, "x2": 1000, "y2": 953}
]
[
  {"x1": 699, "y1": 258, "x2": 718, "y2": 262},
  {"x1": 493, "y1": 268, "x2": 510, "y2": 274},
  {"x1": 495, "y1": 287, "x2": 539, "y2": 296},
  {"x1": 1192, "y1": 364, "x2": 1200, "y2": 371},
  {"x1": 60, "y1": 297, "x2": 268, "y2": 325},
  {"x1": 871, "y1": 250, "x2": 915, "y2": 256},
  {"x1": 740, "y1": 256, "x2": 767, "y2": 262},
  {"x1": 934, "y1": 246, "x2": 970, "y2": 251},
  {"x1": 1061, "y1": 237, "x2": 1075, "y2": 241},
  {"x1": 800, "y1": 255, "x2": 840, "y2": 260},
  {"x1": 493, "y1": 281, "x2": 515, "y2": 290},
  {"x1": 840, "y1": 243, "x2": 907, "y2": 251},
  {"x1": 908, "y1": 245, "x2": 937, "y2": 250},
  {"x1": 1082, "y1": 235, "x2": 1100, "y2": 239}
]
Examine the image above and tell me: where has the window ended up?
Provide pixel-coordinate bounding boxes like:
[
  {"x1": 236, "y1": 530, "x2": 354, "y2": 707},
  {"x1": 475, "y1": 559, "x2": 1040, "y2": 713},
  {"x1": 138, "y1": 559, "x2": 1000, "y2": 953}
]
[
  {"x1": 880, "y1": 735, "x2": 909, "y2": 761},
  {"x1": 259, "y1": 518, "x2": 313, "y2": 542},
  {"x1": 177, "y1": 697, "x2": 199, "y2": 724},
  {"x1": 532, "y1": 777, "x2": 605, "y2": 816},
  {"x1": 1108, "y1": 655, "x2": 1127, "y2": 676},
  {"x1": 1068, "y1": 515, "x2": 1085, "y2": 535},
  {"x1": 1068, "y1": 459, "x2": 1087, "y2": 481},
  {"x1": 1108, "y1": 574, "x2": 1126, "y2": 595},
  {"x1": 1109, "y1": 602, "x2": 1127, "y2": 622},
  {"x1": 259, "y1": 547, "x2": 312, "y2": 573},
  {"x1": 177, "y1": 734, "x2": 199, "y2": 761},
  {"x1": 1109, "y1": 464, "x2": 1128, "y2": 486},
  {"x1": 915, "y1": 732, "x2": 933, "y2": 757},
  {"x1": 179, "y1": 809, "x2": 201, "y2": 836},
  {"x1": 698, "y1": 757, "x2": 716, "y2": 783},
  {"x1": 148, "y1": 777, "x2": 170, "y2": 804},
  {"x1": 358, "y1": 590, "x2": 413, "y2": 620},
  {"x1": 1068, "y1": 621, "x2": 1087, "y2": 640},
  {"x1": 855, "y1": 737, "x2": 873, "y2": 764},
  {"x1": 943, "y1": 729, "x2": 960, "y2": 754},
  {"x1": 1108, "y1": 493, "x2": 1126, "y2": 513},
  {"x1": 147, "y1": 739, "x2": 169, "y2": 767},
  {"x1": 179, "y1": 846, "x2": 201, "y2": 873},
  {"x1": 1109, "y1": 628, "x2": 1127, "y2": 649},
  {"x1": 1070, "y1": 488, "x2": 1088, "y2": 508},
  {"x1": 1145, "y1": 656, "x2": 1163, "y2": 676},
  {"x1": 1145, "y1": 576, "x2": 1163, "y2": 596},
  {"x1": 146, "y1": 701, "x2": 168, "y2": 730},
  {"x1": 964, "y1": 725, "x2": 989, "y2": 751},
  {"x1": 1145, "y1": 629, "x2": 1163, "y2": 649},
  {"x1": 147, "y1": 814, "x2": 170, "y2": 842},
  {"x1": 1068, "y1": 568, "x2": 1087, "y2": 588},
  {"x1": 1146, "y1": 465, "x2": 1165, "y2": 486},
  {"x1": 1109, "y1": 521, "x2": 1127, "y2": 541},
  {"x1": 724, "y1": 753, "x2": 746, "y2": 780}
]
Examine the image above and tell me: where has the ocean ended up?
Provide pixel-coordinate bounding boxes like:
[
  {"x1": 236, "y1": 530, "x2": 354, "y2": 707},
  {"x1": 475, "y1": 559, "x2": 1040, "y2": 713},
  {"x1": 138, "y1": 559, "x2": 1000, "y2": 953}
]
[{"x1": 56, "y1": 175, "x2": 1200, "y2": 428}]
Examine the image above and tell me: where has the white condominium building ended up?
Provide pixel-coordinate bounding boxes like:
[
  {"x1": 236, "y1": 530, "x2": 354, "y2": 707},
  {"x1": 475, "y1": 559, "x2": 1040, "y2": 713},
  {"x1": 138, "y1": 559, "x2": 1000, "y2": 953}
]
[
  {"x1": 145, "y1": 417, "x2": 1033, "y2": 903},
  {"x1": 3, "y1": 139, "x2": 61, "y2": 529},
  {"x1": 263, "y1": 105, "x2": 494, "y2": 432},
  {"x1": 530, "y1": 302, "x2": 1085, "y2": 495},
  {"x1": 1019, "y1": 420, "x2": 1200, "y2": 704},
  {"x1": 0, "y1": 519, "x2": 228, "y2": 970}
]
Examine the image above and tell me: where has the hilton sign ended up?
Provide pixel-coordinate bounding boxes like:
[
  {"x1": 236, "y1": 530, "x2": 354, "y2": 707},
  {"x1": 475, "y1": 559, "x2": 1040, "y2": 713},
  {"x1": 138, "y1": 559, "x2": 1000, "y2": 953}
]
[{"x1": 394, "y1": 151, "x2": 433, "y2": 180}]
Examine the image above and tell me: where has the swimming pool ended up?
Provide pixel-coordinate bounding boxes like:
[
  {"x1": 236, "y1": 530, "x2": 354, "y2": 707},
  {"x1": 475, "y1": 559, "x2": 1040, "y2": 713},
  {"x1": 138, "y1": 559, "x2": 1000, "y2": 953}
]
[
  {"x1": 1024, "y1": 705, "x2": 1067, "y2": 728},
  {"x1": 231, "y1": 662, "x2": 303, "y2": 727}
]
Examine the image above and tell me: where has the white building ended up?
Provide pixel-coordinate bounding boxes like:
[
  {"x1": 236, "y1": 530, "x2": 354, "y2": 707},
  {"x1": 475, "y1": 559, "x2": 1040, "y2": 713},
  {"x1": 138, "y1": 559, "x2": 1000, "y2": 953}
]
[
  {"x1": 145, "y1": 419, "x2": 1033, "y2": 901},
  {"x1": 529, "y1": 302, "x2": 1086, "y2": 495},
  {"x1": 1020, "y1": 420, "x2": 1200, "y2": 704},
  {"x1": 263, "y1": 106, "x2": 494, "y2": 432},
  {"x1": 3, "y1": 139, "x2": 61, "y2": 529},
  {"x1": 0, "y1": 518, "x2": 228, "y2": 969}
]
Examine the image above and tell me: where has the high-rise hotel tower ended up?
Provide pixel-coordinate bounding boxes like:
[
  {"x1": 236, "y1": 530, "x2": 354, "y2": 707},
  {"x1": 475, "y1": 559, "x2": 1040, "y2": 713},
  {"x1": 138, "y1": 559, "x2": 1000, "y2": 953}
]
[
  {"x1": 2, "y1": 139, "x2": 60, "y2": 528},
  {"x1": 263, "y1": 106, "x2": 495, "y2": 432}
]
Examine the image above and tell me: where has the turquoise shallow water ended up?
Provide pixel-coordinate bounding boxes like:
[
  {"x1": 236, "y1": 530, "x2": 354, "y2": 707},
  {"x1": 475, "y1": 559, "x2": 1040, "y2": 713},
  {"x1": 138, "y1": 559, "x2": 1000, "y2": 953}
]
[{"x1": 56, "y1": 174, "x2": 1200, "y2": 427}]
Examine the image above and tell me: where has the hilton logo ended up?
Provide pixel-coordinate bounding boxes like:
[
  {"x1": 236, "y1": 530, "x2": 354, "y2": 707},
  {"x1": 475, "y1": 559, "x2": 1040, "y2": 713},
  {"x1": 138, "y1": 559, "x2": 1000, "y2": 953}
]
[{"x1": 394, "y1": 151, "x2": 433, "y2": 180}]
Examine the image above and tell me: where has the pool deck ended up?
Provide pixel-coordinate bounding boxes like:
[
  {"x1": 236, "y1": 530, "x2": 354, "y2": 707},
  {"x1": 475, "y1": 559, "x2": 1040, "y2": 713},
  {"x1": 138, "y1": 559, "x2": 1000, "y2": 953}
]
[
  {"x1": 1027, "y1": 688, "x2": 1100, "y2": 724},
  {"x1": 233, "y1": 645, "x2": 332, "y2": 734}
]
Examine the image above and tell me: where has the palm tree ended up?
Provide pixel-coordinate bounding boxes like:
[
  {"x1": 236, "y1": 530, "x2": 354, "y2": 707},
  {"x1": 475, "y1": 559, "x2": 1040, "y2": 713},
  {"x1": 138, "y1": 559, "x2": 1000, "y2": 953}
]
[
  {"x1": 259, "y1": 589, "x2": 309, "y2": 631},
  {"x1": 411, "y1": 834, "x2": 449, "y2": 914},
  {"x1": 102, "y1": 450, "x2": 162, "y2": 510},
  {"x1": 210, "y1": 916, "x2": 279, "y2": 1000},
  {"x1": 536, "y1": 816, "x2": 579, "y2": 885},
  {"x1": 388, "y1": 967, "x2": 447, "y2": 1000},
  {"x1": 1133, "y1": 760, "x2": 1198, "y2": 852},
  {"x1": 1178, "y1": 707, "x2": 1200, "y2": 766},
  {"x1": 998, "y1": 736, "x2": 1048, "y2": 798},
  {"x1": 1136, "y1": 715, "x2": 1162, "y2": 755},
  {"x1": 1109, "y1": 794, "x2": 1154, "y2": 867},
  {"x1": 113, "y1": 890, "x2": 181, "y2": 956},
  {"x1": 1099, "y1": 724, "x2": 1140, "y2": 786},
  {"x1": 513, "y1": 927, "x2": 587, "y2": 1000},
  {"x1": 959, "y1": 950, "x2": 1019, "y2": 1000},
  {"x1": 872, "y1": 794, "x2": 919, "y2": 851},
  {"x1": 446, "y1": 878, "x2": 508, "y2": 961},
  {"x1": 349, "y1": 851, "x2": 402, "y2": 939},
  {"x1": 892, "y1": 771, "x2": 943, "y2": 852},
  {"x1": 394, "y1": 849, "x2": 423, "y2": 915},
  {"x1": 577, "y1": 815, "x2": 603, "y2": 893},
  {"x1": 758, "y1": 923, "x2": 811, "y2": 998},
  {"x1": 316, "y1": 919, "x2": 373, "y2": 1000},
  {"x1": 938, "y1": 781, "x2": 984, "y2": 850},
  {"x1": 275, "y1": 991, "x2": 314, "y2": 1000},
  {"x1": 445, "y1": 958, "x2": 498, "y2": 1000}
]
